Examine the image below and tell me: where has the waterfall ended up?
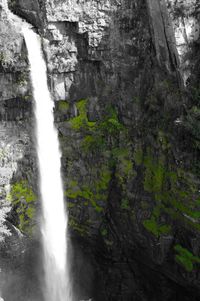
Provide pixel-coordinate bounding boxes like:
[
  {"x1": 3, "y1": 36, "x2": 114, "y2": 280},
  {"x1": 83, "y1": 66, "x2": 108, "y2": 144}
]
[{"x1": 22, "y1": 27, "x2": 72, "y2": 301}]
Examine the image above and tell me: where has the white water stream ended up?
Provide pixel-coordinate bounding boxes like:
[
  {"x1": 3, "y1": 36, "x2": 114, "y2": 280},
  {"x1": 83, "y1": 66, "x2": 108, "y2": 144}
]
[
  {"x1": 1, "y1": 1, "x2": 72, "y2": 299},
  {"x1": 22, "y1": 28, "x2": 72, "y2": 301}
]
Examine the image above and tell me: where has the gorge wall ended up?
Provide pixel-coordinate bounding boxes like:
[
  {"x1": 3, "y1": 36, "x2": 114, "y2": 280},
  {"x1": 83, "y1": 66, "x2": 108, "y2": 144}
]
[{"x1": 0, "y1": 0, "x2": 200, "y2": 300}]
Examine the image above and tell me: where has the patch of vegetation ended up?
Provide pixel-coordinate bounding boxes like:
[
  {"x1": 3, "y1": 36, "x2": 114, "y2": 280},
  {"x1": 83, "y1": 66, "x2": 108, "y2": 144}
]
[
  {"x1": 141, "y1": 145, "x2": 200, "y2": 236},
  {"x1": 158, "y1": 131, "x2": 171, "y2": 151},
  {"x1": 70, "y1": 99, "x2": 96, "y2": 131},
  {"x1": 174, "y1": 244, "x2": 200, "y2": 272},
  {"x1": 143, "y1": 217, "x2": 171, "y2": 237},
  {"x1": 120, "y1": 198, "x2": 130, "y2": 210},
  {"x1": 7, "y1": 180, "x2": 37, "y2": 234},
  {"x1": 65, "y1": 99, "x2": 134, "y2": 219},
  {"x1": 113, "y1": 147, "x2": 135, "y2": 184},
  {"x1": 81, "y1": 134, "x2": 106, "y2": 153},
  {"x1": 65, "y1": 96, "x2": 200, "y2": 237},
  {"x1": 71, "y1": 100, "x2": 125, "y2": 150},
  {"x1": 58, "y1": 100, "x2": 69, "y2": 113},
  {"x1": 140, "y1": 201, "x2": 150, "y2": 210},
  {"x1": 0, "y1": 52, "x2": 5, "y2": 63},
  {"x1": 16, "y1": 72, "x2": 27, "y2": 86},
  {"x1": 134, "y1": 146, "x2": 143, "y2": 165},
  {"x1": 100, "y1": 227, "x2": 108, "y2": 236},
  {"x1": 143, "y1": 153, "x2": 166, "y2": 194},
  {"x1": 65, "y1": 165, "x2": 111, "y2": 213},
  {"x1": 69, "y1": 217, "x2": 89, "y2": 236}
]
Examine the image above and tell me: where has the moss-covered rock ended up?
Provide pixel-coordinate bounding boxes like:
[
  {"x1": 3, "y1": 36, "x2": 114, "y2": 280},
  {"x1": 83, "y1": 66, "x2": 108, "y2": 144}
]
[
  {"x1": 7, "y1": 180, "x2": 37, "y2": 234},
  {"x1": 175, "y1": 244, "x2": 200, "y2": 272}
]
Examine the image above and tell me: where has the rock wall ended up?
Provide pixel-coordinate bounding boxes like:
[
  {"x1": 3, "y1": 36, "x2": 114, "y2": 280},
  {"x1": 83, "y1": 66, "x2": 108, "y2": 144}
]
[
  {"x1": 1, "y1": 0, "x2": 200, "y2": 301},
  {"x1": 0, "y1": 6, "x2": 40, "y2": 300},
  {"x1": 167, "y1": 0, "x2": 200, "y2": 83}
]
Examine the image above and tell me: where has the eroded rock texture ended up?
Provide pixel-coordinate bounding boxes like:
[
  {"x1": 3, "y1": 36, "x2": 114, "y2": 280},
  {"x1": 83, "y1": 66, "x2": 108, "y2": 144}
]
[
  {"x1": 0, "y1": 5, "x2": 40, "y2": 300},
  {"x1": 1, "y1": 0, "x2": 200, "y2": 300}
]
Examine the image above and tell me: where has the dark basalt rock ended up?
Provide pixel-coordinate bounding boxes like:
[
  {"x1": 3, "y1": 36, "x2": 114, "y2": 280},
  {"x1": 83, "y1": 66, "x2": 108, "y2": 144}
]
[{"x1": 8, "y1": 0, "x2": 43, "y2": 28}]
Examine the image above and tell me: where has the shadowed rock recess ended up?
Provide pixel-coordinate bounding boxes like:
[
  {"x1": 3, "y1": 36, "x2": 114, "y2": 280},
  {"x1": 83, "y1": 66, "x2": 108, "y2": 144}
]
[{"x1": 0, "y1": 0, "x2": 200, "y2": 300}]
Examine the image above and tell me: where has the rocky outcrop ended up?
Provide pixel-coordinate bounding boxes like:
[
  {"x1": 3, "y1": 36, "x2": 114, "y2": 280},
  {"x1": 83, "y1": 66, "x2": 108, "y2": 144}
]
[
  {"x1": 166, "y1": 0, "x2": 200, "y2": 83},
  {"x1": 147, "y1": 0, "x2": 179, "y2": 72},
  {"x1": 10, "y1": 0, "x2": 181, "y2": 101},
  {"x1": 8, "y1": 0, "x2": 43, "y2": 28}
]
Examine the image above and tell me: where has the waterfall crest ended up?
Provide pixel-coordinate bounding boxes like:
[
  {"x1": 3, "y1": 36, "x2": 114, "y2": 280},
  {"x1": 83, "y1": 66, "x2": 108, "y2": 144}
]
[{"x1": 22, "y1": 27, "x2": 72, "y2": 301}]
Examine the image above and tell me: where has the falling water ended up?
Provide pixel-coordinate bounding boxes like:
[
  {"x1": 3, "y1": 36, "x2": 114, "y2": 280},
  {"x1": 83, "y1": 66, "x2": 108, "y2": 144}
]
[{"x1": 22, "y1": 27, "x2": 72, "y2": 301}]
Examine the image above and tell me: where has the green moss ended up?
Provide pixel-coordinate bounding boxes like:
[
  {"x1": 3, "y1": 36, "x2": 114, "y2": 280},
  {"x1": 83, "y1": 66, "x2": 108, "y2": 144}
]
[
  {"x1": 123, "y1": 158, "x2": 133, "y2": 174},
  {"x1": 134, "y1": 146, "x2": 143, "y2": 165},
  {"x1": 174, "y1": 244, "x2": 200, "y2": 272},
  {"x1": 113, "y1": 148, "x2": 135, "y2": 184},
  {"x1": 67, "y1": 202, "x2": 76, "y2": 208},
  {"x1": 96, "y1": 167, "x2": 111, "y2": 192},
  {"x1": 8, "y1": 180, "x2": 37, "y2": 234},
  {"x1": 70, "y1": 102, "x2": 126, "y2": 176},
  {"x1": 140, "y1": 146, "x2": 200, "y2": 235},
  {"x1": 76, "y1": 99, "x2": 87, "y2": 112},
  {"x1": 161, "y1": 172, "x2": 200, "y2": 224},
  {"x1": 143, "y1": 217, "x2": 171, "y2": 238},
  {"x1": 70, "y1": 101, "x2": 124, "y2": 144},
  {"x1": 26, "y1": 206, "x2": 36, "y2": 219},
  {"x1": 101, "y1": 228, "x2": 108, "y2": 236},
  {"x1": 58, "y1": 100, "x2": 69, "y2": 112},
  {"x1": 121, "y1": 198, "x2": 130, "y2": 210},
  {"x1": 0, "y1": 52, "x2": 5, "y2": 65},
  {"x1": 140, "y1": 201, "x2": 150, "y2": 210},
  {"x1": 65, "y1": 167, "x2": 111, "y2": 213},
  {"x1": 69, "y1": 217, "x2": 89, "y2": 236},
  {"x1": 70, "y1": 99, "x2": 96, "y2": 130},
  {"x1": 158, "y1": 131, "x2": 171, "y2": 151},
  {"x1": 113, "y1": 149, "x2": 133, "y2": 174},
  {"x1": 16, "y1": 72, "x2": 27, "y2": 86},
  {"x1": 143, "y1": 153, "x2": 165, "y2": 193},
  {"x1": 170, "y1": 199, "x2": 200, "y2": 219},
  {"x1": 99, "y1": 107, "x2": 125, "y2": 136},
  {"x1": 22, "y1": 95, "x2": 31, "y2": 102},
  {"x1": 64, "y1": 180, "x2": 79, "y2": 199},
  {"x1": 81, "y1": 135, "x2": 106, "y2": 153},
  {"x1": 8, "y1": 180, "x2": 36, "y2": 204},
  {"x1": 65, "y1": 99, "x2": 136, "y2": 229}
]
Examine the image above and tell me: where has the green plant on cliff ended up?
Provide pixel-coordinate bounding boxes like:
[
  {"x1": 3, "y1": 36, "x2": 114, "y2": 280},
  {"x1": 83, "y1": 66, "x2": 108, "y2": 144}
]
[
  {"x1": 143, "y1": 152, "x2": 166, "y2": 194},
  {"x1": 16, "y1": 72, "x2": 27, "y2": 87},
  {"x1": 98, "y1": 106, "x2": 125, "y2": 137},
  {"x1": 70, "y1": 100, "x2": 124, "y2": 143},
  {"x1": 141, "y1": 145, "x2": 200, "y2": 236},
  {"x1": 65, "y1": 165, "x2": 111, "y2": 213},
  {"x1": 58, "y1": 100, "x2": 69, "y2": 113},
  {"x1": 65, "y1": 99, "x2": 134, "y2": 221},
  {"x1": 143, "y1": 217, "x2": 171, "y2": 237},
  {"x1": 7, "y1": 180, "x2": 37, "y2": 234},
  {"x1": 120, "y1": 198, "x2": 131, "y2": 210},
  {"x1": 174, "y1": 244, "x2": 200, "y2": 272},
  {"x1": 70, "y1": 99, "x2": 96, "y2": 131},
  {"x1": 68, "y1": 98, "x2": 200, "y2": 236}
]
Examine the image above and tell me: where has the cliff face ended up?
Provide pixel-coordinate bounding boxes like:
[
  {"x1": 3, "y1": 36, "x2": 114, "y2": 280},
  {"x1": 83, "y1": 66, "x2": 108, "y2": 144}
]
[{"x1": 1, "y1": 0, "x2": 200, "y2": 300}]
